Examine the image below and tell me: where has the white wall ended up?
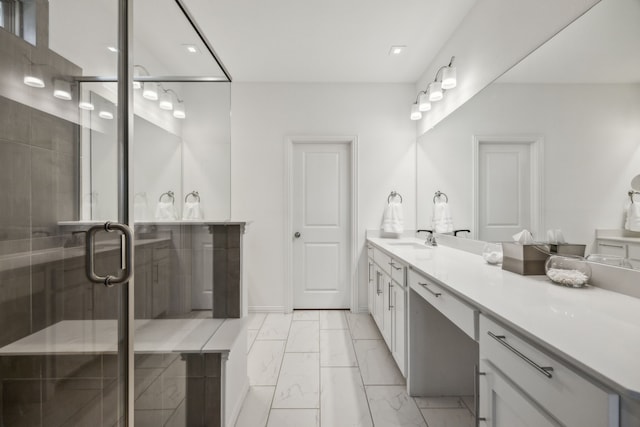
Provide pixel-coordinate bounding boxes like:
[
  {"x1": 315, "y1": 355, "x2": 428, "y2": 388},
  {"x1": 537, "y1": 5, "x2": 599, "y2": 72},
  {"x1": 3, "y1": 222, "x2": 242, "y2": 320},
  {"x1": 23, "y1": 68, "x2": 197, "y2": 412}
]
[
  {"x1": 181, "y1": 83, "x2": 232, "y2": 220},
  {"x1": 414, "y1": 0, "x2": 600, "y2": 134},
  {"x1": 417, "y1": 83, "x2": 640, "y2": 252},
  {"x1": 231, "y1": 83, "x2": 416, "y2": 312}
]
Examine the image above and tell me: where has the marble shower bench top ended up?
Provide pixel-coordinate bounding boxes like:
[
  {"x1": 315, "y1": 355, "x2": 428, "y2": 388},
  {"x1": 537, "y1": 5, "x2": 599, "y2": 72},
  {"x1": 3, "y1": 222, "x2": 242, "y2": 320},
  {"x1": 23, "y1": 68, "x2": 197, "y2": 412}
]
[{"x1": 0, "y1": 318, "x2": 246, "y2": 356}]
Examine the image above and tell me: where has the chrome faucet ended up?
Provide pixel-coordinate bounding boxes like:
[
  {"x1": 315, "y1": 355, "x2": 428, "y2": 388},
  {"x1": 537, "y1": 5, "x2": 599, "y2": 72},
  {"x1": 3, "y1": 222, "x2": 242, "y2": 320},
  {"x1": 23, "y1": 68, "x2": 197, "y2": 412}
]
[{"x1": 416, "y1": 229, "x2": 437, "y2": 246}]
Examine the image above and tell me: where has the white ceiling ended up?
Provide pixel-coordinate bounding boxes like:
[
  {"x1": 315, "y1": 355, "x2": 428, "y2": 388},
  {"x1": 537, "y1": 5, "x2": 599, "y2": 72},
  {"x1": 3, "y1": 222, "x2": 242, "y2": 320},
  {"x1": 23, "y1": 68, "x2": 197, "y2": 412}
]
[
  {"x1": 498, "y1": 0, "x2": 640, "y2": 84},
  {"x1": 182, "y1": 0, "x2": 477, "y2": 83}
]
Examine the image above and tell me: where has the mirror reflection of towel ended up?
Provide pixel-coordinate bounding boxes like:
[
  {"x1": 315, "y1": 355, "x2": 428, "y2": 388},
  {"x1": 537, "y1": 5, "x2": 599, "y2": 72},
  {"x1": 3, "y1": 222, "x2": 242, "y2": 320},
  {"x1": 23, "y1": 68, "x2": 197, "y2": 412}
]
[
  {"x1": 626, "y1": 203, "x2": 640, "y2": 232},
  {"x1": 382, "y1": 201, "x2": 404, "y2": 234},
  {"x1": 182, "y1": 202, "x2": 203, "y2": 220},
  {"x1": 432, "y1": 201, "x2": 453, "y2": 233},
  {"x1": 155, "y1": 202, "x2": 178, "y2": 221}
]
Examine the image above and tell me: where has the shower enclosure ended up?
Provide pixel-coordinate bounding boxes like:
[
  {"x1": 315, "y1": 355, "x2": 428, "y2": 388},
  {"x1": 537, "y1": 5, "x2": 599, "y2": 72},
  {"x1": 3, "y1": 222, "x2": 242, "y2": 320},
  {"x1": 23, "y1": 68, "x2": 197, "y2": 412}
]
[{"x1": 0, "y1": 0, "x2": 231, "y2": 425}]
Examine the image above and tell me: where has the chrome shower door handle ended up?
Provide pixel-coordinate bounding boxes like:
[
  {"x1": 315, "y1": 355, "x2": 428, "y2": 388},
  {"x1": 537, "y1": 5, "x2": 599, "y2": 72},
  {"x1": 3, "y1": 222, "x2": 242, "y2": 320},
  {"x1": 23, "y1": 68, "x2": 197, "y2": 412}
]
[{"x1": 86, "y1": 221, "x2": 134, "y2": 287}]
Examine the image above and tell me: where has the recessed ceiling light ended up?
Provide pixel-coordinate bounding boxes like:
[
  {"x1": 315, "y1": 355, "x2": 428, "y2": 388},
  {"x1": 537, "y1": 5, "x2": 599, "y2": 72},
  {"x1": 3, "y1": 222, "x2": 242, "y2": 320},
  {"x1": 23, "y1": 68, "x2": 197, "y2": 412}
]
[
  {"x1": 389, "y1": 45, "x2": 406, "y2": 56},
  {"x1": 107, "y1": 46, "x2": 118, "y2": 53},
  {"x1": 183, "y1": 44, "x2": 199, "y2": 54}
]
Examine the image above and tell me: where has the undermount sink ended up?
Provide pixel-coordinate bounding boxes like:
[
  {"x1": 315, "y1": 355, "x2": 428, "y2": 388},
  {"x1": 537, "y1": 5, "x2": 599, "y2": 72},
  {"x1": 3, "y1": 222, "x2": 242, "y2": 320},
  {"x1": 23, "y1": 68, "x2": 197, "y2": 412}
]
[{"x1": 387, "y1": 242, "x2": 429, "y2": 250}]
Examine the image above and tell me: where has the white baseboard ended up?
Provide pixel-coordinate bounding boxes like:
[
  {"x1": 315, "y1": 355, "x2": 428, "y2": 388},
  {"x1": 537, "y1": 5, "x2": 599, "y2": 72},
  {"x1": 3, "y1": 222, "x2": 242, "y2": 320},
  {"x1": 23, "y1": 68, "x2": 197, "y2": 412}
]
[
  {"x1": 249, "y1": 305, "x2": 286, "y2": 313},
  {"x1": 358, "y1": 306, "x2": 369, "y2": 314}
]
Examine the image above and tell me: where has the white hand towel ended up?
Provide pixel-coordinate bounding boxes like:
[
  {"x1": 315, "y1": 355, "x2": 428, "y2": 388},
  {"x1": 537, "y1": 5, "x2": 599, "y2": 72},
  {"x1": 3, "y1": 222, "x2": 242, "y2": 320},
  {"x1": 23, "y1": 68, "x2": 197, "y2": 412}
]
[
  {"x1": 382, "y1": 201, "x2": 404, "y2": 234},
  {"x1": 626, "y1": 203, "x2": 640, "y2": 232},
  {"x1": 155, "y1": 202, "x2": 178, "y2": 221},
  {"x1": 432, "y1": 201, "x2": 453, "y2": 233},
  {"x1": 182, "y1": 201, "x2": 203, "y2": 220}
]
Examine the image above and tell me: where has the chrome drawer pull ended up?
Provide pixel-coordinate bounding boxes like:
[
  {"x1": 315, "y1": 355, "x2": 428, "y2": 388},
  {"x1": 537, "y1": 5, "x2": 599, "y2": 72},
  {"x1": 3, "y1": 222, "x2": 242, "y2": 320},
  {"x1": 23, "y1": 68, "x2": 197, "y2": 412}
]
[
  {"x1": 419, "y1": 282, "x2": 441, "y2": 297},
  {"x1": 598, "y1": 243, "x2": 624, "y2": 249},
  {"x1": 388, "y1": 282, "x2": 394, "y2": 310},
  {"x1": 488, "y1": 331, "x2": 554, "y2": 379},
  {"x1": 389, "y1": 261, "x2": 402, "y2": 270}
]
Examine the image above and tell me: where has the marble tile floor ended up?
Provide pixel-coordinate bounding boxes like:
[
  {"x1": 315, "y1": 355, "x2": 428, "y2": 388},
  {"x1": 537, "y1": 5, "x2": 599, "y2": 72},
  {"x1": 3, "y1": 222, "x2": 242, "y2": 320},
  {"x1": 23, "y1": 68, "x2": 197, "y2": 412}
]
[{"x1": 237, "y1": 310, "x2": 475, "y2": 427}]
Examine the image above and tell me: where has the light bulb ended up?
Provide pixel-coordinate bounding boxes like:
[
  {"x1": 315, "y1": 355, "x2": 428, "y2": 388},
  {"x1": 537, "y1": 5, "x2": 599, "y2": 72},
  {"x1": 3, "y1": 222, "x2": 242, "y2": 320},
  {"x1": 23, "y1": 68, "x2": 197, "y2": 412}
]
[
  {"x1": 79, "y1": 101, "x2": 94, "y2": 110},
  {"x1": 418, "y1": 93, "x2": 431, "y2": 112},
  {"x1": 142, "y1": 82, "x2": 158, "y2": 100},
  {"x1": 173, "y1": 102, "x2": 186, "y2": 119},
  {"x1": 442, "y1": 66, "x2": 457, "y2": 90},
  {"x1": 53, "y1": 79, "x2": 72, "y2": 100},
  {"x1": 428, "y1": 81, "x2": 443, "y2": 102},
  {"x1": 159, "y1": 91, "x2": 173, "y2": 110},
  {"x1": 410, "y1": 104, "x2": 422, "y2": 121}
]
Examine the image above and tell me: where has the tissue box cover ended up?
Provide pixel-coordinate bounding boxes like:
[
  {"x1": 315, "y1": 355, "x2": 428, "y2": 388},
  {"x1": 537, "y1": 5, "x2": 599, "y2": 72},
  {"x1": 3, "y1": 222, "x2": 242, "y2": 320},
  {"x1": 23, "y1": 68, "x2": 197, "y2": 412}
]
[
  {"x1": 501, "y1": 242, "x2": 550, "y2": 275},
  {"x1": 548, "y1": 243, "x2": 586, "y2": 257}
]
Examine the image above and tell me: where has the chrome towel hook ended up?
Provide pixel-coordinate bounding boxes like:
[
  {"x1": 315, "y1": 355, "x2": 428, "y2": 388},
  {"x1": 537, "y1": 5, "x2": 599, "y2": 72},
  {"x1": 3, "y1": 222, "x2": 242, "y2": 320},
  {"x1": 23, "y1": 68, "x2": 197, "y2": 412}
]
[
  {"x1": 185, "y1": 190, "x2": 201, "y2": 203},
  {"x1": 387, "y1": 191, "x2": 403, "y2": 204},
  {"x1": 159, "y1": 191, "x2": 175, "y2": 203},
  {"x1": 433, "y1": 190, "x2": 448, "y2": 203}
]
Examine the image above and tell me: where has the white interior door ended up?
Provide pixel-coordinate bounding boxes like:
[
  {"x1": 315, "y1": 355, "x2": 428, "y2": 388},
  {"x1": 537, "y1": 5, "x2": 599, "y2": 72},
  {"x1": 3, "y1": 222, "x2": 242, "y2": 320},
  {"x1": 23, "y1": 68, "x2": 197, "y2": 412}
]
[
  {"x1": 478, "y1": 141, "x2": 532, "y2": 241},
  {"x1": 292, "y1": 142, "x2": 351, "y2": 309}
]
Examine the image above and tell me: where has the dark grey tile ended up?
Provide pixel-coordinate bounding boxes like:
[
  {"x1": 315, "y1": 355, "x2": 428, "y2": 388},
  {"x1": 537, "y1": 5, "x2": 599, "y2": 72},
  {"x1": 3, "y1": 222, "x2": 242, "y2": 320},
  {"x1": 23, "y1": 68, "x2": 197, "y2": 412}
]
[
  {"x1": 0, "y1": 141, "x2": 31, "y2": 241},
  {"x1": 41, "y1": 354, "x2": 103, "y2": 379},
  {"x1": 134, "y1": 409, "x2": 175, "y2": 427},
  {"x1": 227, "y1": 225, "x2": 241, "y2": 249},
  {"x1": 29, "y1": 110, "x2": 55, "y2": 151},
  {"x1": 0, "y1": 266, "x2": 33, "y2": 347},
  {"x1": 30, "y1": 147, "x2": 56, "y2": 237},
  {"x1": 0, "y1": 96, "x2": 31, "y2": 145},
  {"x1": 2, "y1": 379, "x2": 42, "y2": 427},
  {"x1": 0, "y1": 356, "x2": 41, "y2": 379},
  {"x1": 41, "y1": 379, "x2": 102, "y2": 427},
  {"x1": 55, "y1": 152, "x2": 78, "y2": 222}
]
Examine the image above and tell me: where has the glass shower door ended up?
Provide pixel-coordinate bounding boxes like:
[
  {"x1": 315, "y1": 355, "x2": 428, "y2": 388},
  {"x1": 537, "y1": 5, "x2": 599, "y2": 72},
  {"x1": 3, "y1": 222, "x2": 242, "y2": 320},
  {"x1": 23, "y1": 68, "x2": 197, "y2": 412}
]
[{"x1": 0, "y1": 0, "x2": 133, "y2": 425}]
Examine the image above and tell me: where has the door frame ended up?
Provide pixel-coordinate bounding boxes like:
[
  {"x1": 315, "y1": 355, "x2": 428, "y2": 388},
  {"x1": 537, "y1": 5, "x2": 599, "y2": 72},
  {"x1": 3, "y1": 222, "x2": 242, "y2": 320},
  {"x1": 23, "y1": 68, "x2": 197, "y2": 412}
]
[
  {"x1": 284, "y1": 135, "x2": 359, "y2": 313},
  {"x1": 472, "y1": 135, "x2": 545, "y2": 241}
]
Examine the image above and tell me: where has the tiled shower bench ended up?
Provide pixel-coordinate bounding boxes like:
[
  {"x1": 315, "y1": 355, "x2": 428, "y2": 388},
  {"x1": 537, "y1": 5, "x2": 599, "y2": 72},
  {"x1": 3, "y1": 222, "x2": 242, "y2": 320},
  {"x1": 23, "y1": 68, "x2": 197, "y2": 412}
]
[{"x1": 0, "y1": 318, "x2": 248, "y2": 427}]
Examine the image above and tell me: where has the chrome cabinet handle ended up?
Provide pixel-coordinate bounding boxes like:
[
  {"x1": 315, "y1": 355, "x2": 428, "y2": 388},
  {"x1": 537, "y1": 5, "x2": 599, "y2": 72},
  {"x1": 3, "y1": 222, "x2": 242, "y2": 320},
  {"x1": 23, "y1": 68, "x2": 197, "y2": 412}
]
[
  {"x1": 419, "y1": 282, "x2": 441, "y2": 297},
  {"x1": 388, "y1": 282, "x2": 394, "y2": 310},
  {"x1": 474, "y1": 364, "x2": 487, "y2": 426},
  {"x1": 598, "y1": 243, "x2": 624, "y2": 249},
  {"x1": 487, "y1": 331, "x2": 554, "y2": 379},
  {"x1": 368, "y1": 262, "x2": 373, "y2": 282},
  {"x1": 376, "y1": 272, "x2": 382, "y2": 295},
  {"x1": 86, "y1": 221, "x2": 134, "y2": 287},
  {"x1": 389, "y1": 261, "x2": 402, "y2": 271}
]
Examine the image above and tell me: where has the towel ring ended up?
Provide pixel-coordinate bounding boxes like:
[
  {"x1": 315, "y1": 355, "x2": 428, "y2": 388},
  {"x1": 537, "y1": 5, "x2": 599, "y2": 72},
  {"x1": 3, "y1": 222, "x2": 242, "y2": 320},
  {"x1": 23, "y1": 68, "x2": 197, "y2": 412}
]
[
  {"x1": 158, "y1": 191, "x2": 175, "y2": 204},
  {"x1": 433, "y1": 191, "x2": 448, "y2": 204},
  {"x1": 630, "y1": 191, "x2": 640, "y2": 204},
  {"x1": 185, "y1": 191, "x2": 201, "y2": 203},
  {"x1": 387, "y1": 191, "x2": 403, "y2": 204}
]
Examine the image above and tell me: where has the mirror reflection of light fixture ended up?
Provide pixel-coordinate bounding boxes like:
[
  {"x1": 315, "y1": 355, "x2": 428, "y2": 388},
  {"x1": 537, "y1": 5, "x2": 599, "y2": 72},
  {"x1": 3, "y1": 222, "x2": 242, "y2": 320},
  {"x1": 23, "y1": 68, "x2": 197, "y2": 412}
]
[
  {"x1": 159, "y1": 90, "x2": 173, "y2": 110},
  {"x1": 98, "y1": 103, "x2": 114, "y2": 120},
  {"x1": 410, "y1": 103, "x2": 422, "y2": 121},
  {"x1": 23, "y1": 56, "x2": 45, "y2": 88},
  {"x1": 418, "y1": 93, "x2": 431, "y2": 112},
  {"x1": 410, "y1": 56, "x2": 457, "y2": 120},
  {"x1": 173, "y1": 101, "x2": 186, "y2": 119},
  {"x1": 79, "y1": 101, "x2": 95, "y2": 110},
  {"x1": 142, "y1": 82, "x2": 158, "y2": 100},
  {"x1": 53, "y1": 79, "x2": 72, "y2": 100}
]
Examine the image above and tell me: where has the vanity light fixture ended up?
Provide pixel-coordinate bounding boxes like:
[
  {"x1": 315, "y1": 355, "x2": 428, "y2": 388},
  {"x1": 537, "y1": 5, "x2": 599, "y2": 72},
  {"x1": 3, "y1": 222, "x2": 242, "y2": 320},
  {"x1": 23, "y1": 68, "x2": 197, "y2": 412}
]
[
  {"x1": 173, "y1": 101, "x2": 186, "y2": 119},
  {"x1": 98, "y1": 108, "x2": 114, "y2": 120},
  {"x1": 53, "y1": 79, "x2": 72, "y2": 100},
  {"x1": 410, "y1": 56, "x2": 457, "y2": 120},
  {"x1": 23, "y1": 56, "x2": 45, "y2": 88},
  {"x1": 410, "y1": 103, "x2": 422, "y2": 121},
  {"x1": 159, "y1": 90, "x2": 173, "y2": 110},
  {"x1": 142, "y1": 82, "x2": 158, "y2": 100},
  {"x1": 79, "y1": 101, "x2": 95, "y2": 110}
]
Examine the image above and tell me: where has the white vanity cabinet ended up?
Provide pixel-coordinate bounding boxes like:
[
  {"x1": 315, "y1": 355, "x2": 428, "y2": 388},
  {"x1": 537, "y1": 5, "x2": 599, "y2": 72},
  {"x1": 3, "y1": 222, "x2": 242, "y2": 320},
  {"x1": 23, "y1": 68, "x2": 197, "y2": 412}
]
[
  {"x1": 478, "y1": 315, "x2": 619, "y2": 427},
  {"x1": 367, "y1": 244, "x2": 407, "y2": 376},
  {"x1": 595, "y1": 238, "x2": 640, "y2": 269}
]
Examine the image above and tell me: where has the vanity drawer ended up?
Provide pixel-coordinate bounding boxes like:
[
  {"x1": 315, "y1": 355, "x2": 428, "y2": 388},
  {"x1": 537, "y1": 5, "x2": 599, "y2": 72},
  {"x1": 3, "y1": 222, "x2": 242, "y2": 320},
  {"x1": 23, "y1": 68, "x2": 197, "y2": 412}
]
[
  {"x1": 374, "y1": 248, "x2": 392, "y2": 275},
  {"x1": 596, "y1": 240, "x2": 626, "y2": 257},
  {"x1": 389, "y1": 259, "x2": 406, "y2": 286},
  {"x1": 409, "y1": 270, "x2": 476, "y2": 339},
  {"x1": 627, "y1": 242, "x2": 640, "y2": 261},
  {"x1": 479, "y1": 315, "x2": 619, "y2": 427}
]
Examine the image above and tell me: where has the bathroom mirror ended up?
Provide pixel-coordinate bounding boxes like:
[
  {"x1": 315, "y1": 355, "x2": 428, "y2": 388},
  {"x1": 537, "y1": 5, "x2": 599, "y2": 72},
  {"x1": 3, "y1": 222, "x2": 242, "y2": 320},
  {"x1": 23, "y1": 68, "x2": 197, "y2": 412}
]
[
  {"x1": 80, "y1": 82, "x2": 231, "y2": 221},
  {"x1": 417, "y1": 0, "x2": 640, "y2": 257}
]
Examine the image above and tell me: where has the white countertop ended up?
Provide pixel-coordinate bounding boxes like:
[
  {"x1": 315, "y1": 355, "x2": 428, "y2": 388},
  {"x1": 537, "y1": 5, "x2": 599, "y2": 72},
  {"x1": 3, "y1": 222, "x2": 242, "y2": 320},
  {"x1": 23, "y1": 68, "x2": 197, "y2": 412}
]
[
  {"x1": 0, "y1": 318, "x2": 237, "y2": 355},
  {"x1": 368, "y1": 236, "x2": 640, "y2": 399}
]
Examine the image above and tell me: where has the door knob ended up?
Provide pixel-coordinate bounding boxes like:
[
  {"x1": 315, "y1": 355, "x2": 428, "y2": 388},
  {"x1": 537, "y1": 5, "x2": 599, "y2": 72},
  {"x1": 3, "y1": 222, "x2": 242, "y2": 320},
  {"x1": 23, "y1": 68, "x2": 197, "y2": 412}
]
[{"x1": 294, "y1": 232, "x2": 301, "y2": 238}]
